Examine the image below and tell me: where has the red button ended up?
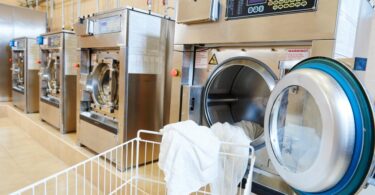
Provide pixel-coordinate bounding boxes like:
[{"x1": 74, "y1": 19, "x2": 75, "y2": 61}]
[
  {"x1": 170, "y1": 68, "x2": 179, "y2": 77},
  {"x1": 36, "y1": 60, "x2": 41, "y2": 64},
  {"x1": 8, "y1": 58, "x2": 12, "y2": 63},
  {"x1": 74, "y1": 63, "x2": 80, "y2": 68}
]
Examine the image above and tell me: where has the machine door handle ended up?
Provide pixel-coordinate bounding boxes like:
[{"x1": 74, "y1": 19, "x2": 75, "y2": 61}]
[{"x1": 190, "y1": 98, "x2": 195, "y2": 111}]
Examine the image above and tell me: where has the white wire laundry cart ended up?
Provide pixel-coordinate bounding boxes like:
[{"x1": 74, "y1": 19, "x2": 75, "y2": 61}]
[{"x1": 11, "y1": 130, "x2": 256, "y2": 195}]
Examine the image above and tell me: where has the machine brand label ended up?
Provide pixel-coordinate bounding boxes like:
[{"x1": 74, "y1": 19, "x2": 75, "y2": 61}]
[{"x1": 226, "y1": 0, "x2": 318, "y2": 19}]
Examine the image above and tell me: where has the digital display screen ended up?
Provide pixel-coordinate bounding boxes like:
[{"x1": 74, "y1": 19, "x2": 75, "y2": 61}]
[
  {"x1": 247, "y1": 0, "x2": 266, "y2": 5},
  {"x1": 227, "y1": 0, "x2": 318, "y2": 19}
]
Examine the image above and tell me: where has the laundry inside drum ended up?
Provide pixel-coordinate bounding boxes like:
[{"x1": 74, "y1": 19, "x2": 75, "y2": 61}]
[{"x1": 204, "y1": 62, "x2": 276, "y2": 143}]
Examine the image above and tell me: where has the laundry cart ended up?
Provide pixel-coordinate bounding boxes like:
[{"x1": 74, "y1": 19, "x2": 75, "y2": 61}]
[{"x1": 11, "y1": 130, "x2": 255, "y2": 195}]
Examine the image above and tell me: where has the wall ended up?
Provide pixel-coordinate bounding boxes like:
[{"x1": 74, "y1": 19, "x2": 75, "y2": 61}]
[
  {"x1": 43, "y1": 0, "x2": 175, "y2": 31},
  {"x1": 0, "y1": 3, "x2": 46, "y2": 101},
  {"x1": 365, "y1": 15, "x2": 375, "y2": 101},
  {"x1": 1, "y1": 0, "x2": 20, "y2": 6},
  {"x1": 0, "y1": 0, "x2": 175, "y2": 31}
]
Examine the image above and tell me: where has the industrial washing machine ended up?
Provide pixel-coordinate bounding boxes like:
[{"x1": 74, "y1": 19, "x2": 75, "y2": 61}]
[
  {"x1": 38, "y1": 31, "x2": 78, "y2": 133},
  {"x1": 74, "y1": 8, "x2": 174, "y2": 155},
  {"x1": 9, "y1": 37, "x2": 40, "y2": 113},
  {"x1": 172, "y1": 0, "x2": 375, "y2": 194}
]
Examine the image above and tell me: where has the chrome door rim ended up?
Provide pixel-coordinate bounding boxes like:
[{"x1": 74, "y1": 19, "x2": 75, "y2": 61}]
[{"x1": 203, "y1": 57, "x2": 277, "y2": 148}]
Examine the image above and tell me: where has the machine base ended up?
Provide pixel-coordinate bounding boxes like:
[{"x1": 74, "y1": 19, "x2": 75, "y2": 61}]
[
  {"x1": 78, "y1": 119, "x2": 117, "y2": 154},
  {"x1": 40, "y1": 101, "x2": 60, "y2": 130},
  {"x1": 12, "y1": 89, "x2": 25, "y2": 112}
]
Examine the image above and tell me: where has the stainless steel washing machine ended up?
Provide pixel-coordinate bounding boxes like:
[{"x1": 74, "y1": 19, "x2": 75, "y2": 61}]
[
  {"x1": 9, "y1": 37, "x2": 40, "y2": 113},
  {"x1": 74, "y1": 8, "x2": 174, "y2": 156},
  {"x1": 38, "y1": 30, "x2": 78, "y2": 133},
  {"x1": 173, "y1": 0, "x2": 375, "y2": 194},
  {"x1": 180, "y1": 47, "x2": 307, "y2": 194}
]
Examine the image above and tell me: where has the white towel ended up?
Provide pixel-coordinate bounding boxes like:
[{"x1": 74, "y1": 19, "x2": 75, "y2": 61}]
[
  {"x1": 235, "y1": 120, "x2": 264, "y2": 140},
  {"x1": 210, "y1": 122, "x2": 251, "y2": 195},
  {"x1": 158, "y1": 120, "x2": 221, "y2": 195}
]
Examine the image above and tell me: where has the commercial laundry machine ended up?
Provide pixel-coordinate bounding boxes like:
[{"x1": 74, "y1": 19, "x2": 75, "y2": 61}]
[
  {"x1": 173, "y1": 0, "x2": 375, "y2": 194},
  {"x1": 38, "y1": 31, "x2": 78, "y2": 133},
  {"x1": 9, "y1": 37, "x2": 40, "y2": 113},
  {"x1": 74, "y1": 8, "x2": 174, "y2": 156}
]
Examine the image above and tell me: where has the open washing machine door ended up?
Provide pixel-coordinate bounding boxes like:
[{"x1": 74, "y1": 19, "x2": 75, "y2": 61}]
[
  {"x1": 12, "y1": 52, "x2": 25, "y2": 91},
  {"x1": 87, "y1": 58, "x2": 119, "y2": 112},
  {"x1": 264, "y1": 57, "x2": 375, "y2": 194},
  {"x1": 42, "y1": 55, "x2": 60, "y2": 97},
  {"x1": 203, "y1": 57, "x2": 278, "y2": 149}
]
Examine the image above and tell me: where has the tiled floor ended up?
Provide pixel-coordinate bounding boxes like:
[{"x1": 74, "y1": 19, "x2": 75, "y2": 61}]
[
  {"x1": 0, "y1": 117, "x2": 68, "y2": 194},
  {"x1": 2, "y1": 103, "x2": 375, "y2": 195}
]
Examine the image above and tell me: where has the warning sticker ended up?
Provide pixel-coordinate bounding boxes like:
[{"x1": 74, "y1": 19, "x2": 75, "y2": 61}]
[
  {"x1": 195, "y1": 51, "x2": 209, "y2": 69},
  {"x1": 209, "y1": 54, "x2": 218, "y2": 65},
  {"x1": 286, "y1": 49, "x2": 310, "y2": 61}
]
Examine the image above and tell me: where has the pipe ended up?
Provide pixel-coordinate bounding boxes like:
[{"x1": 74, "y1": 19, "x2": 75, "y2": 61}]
[
  {"x1": 96, "y1": 0, "x2": 99, "y2": 12},
  {"x1": 163, "y1": 0, "x2": 168, "y2": 16},
  {"x1": 71, "y1": 0, "x2": 74, "y2": 30},
  {"x1": 46, "y1": 0, "x2": 49, "y2": 30},
  {"x1": 62, "y1": 0, "x2": 65, "y2": 29},
  {"x1": 51, "y1": 0, "x2": 54, "y2": 31},
  {"x1": 147, "y1": 0, "x2": 152, "y2": 12},
  {"x1": 77, "y1": 0, "x2": 81, "y2": 18},
  {"x1": 116, "y1": 0, "x2": 120, "y2": 8},
  {"x1": 36, "y1": 0, "x2": 39, "y2": 9}
]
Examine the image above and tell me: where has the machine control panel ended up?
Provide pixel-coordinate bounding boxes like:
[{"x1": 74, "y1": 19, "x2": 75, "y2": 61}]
[
  {"x1": 226, "y1": 0, "x2": 318, "y2": 19},
  {"x1": 93, "y1": 15, "x2": 122, "y2": 35},
  {"x1": 47, "y1": 35, "x2": 62, "y2": 48},
  {"x1": 10, "y1": 39, "x2": 26, "y2": 50}
]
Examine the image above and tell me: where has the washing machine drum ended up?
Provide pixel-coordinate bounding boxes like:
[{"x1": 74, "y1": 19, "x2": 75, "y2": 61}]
[
  {"x1": 89, "y1": 62, "x2": 119, "y2": 108},
  {"x1": 263, "y1": 57, "x2": 375, "y2": 194},
  {"x1": 14, "y1": 53, "x2": 25, "y2": 87},
  {"x1": 43, "y1": 58, "x2": 60, "y2": 95},
  {"x1": 203, "y1": 57, "x2": 277, "y2": 147}
]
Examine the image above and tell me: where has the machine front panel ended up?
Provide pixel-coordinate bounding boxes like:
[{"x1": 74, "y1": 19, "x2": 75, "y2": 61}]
[
  {"x1": 39, "y1": 31, "x2": 78, "y2": 133},
  {"x1": 11, "y1": 48, "x2": 26, "y2": 93},
  {"x1": 11, "y1": 38, "x2": 40, "y2": 113}
]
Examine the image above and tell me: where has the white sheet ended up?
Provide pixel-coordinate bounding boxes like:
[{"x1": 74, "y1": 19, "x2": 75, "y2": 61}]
[{"x1": 158, "y1": 120, "x2": 221, "y2": 195}]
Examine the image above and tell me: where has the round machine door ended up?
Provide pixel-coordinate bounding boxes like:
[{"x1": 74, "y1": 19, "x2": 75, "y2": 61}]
[
  {"x1": 203, "y1": 57, "x2": 277, "y2": 148},
  {"x1": 264, "y1": 57, "x2": 375, "y2": 194},
  {"x1": 89, "y1": 60, "x2": 119, "y2": 109}
]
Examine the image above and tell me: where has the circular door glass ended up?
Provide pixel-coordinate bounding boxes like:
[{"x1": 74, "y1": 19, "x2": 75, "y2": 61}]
[
  {"x1": 270, "y1": 85, "x2": 322, "y2": 173},
  {"x1": 99, "y1": 69, "x2": 111, "y2": 103}
]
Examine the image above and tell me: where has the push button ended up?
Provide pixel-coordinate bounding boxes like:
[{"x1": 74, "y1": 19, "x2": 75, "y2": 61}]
[{"x1": 170, "y1": 68, "x2": 179, "y2": 77}]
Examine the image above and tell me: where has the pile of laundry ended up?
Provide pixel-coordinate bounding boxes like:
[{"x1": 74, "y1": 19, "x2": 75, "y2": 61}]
[{"x1": 158, "y1": 120, "x2": 262, "y2": 195}]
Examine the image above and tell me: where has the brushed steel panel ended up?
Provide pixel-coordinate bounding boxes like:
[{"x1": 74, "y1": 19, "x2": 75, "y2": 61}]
[
  {"x1": 78, "y1": 119, "x2": 117, "y2": 153},
  {"x1": 26, "y1": 70, "x2": 40, "y2": 113},
  {"x1": 127, "y1": 74, "x2": 159, "y2": 140},
  {"x1": 175, "y1": 0, "x2": 339, "y2": 44},
  {"x1": 12, "y1": 90, "x2": 25, "y2": 111},
  {"x1": 176, "y1": 0, "x2": 218, "y2": 24},
  {"x1": 62, "y1": 75, "x2": 77, "y2": 133},
  {"x1": 40, "y1": 101, "x2": 60, "y2": 129}
]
